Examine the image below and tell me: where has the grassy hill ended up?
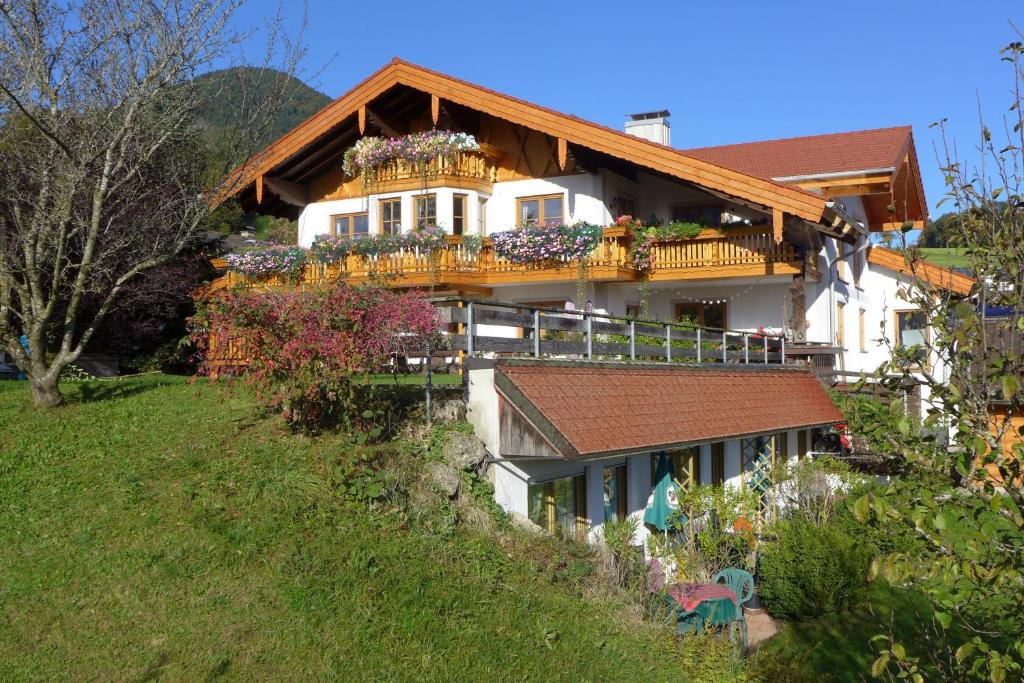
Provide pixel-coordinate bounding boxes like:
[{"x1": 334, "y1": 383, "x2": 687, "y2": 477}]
[
  {"x1": 0, "y1": 376, "x2": 741, "y2": 681},
  {"x1": 917, "y1": 247, "x2": 971, "y2": 270}
]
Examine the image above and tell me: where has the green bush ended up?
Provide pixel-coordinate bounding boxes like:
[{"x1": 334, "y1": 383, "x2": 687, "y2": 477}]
[{"x1": 759, "y1": 517, "x2": 873, "y2": 620}]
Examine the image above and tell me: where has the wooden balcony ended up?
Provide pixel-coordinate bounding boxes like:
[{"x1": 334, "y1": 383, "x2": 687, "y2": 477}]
[
  {"x1": 210, "y1": 226, "x2": 803, "y2": 293},
  {"x1": 354, "y1": 147, "x2": 500, "y2": 194}
]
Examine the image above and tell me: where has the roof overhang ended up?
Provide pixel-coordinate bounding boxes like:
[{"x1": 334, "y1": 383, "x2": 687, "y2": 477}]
[
  {"x1": 220, "y1": 58, "x2": 857, "y2": 240},
  {"x1": 492, "y1": 359, "x2": 844, "y2": 460},
  {"x1": 867, "y1": 245, "x2": 975, "y2": 296}
]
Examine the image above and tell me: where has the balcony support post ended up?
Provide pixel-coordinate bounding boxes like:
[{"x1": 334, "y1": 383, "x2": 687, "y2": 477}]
[
  {"x1": 466, "y1": 302, "x2": 475, "y2": 357},
  {"x1": 586, "y1": 316, "x2": 593, "y2": 359},
  {"x1": 533, "y1": 309, "x2": 541, "y2": 357}
]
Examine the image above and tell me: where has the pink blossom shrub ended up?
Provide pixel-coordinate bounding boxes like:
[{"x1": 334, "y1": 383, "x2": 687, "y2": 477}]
[{"x1": 193, "y1": 284, "x2": 442, "y2": 431}]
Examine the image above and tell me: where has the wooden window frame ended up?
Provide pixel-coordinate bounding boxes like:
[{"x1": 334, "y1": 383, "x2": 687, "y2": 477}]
[
  {"x1": 413, "y1": 193, "x2": 437, "y2": 229},
  {"x1": 528, "y1": 474, "x2": 587, "y2": 539},
  {"x1": 614, "y1": 194, "x2": 638, "y2": 219},
  {"x1": 379, "y1": 197, "x2": 402, "y2": 235},
  {"x1": 674, "y1": 302, "x2": 728, "y2": 330},
  {"x1": 452, "y1": 193, "x2": 467, "y2": 235},
  {"x1": 330, "y1": 211, "x2": 369, "y2": 238},
  {"x1": 711, "y1": 442, "x2": 725, "y2": 486},
  {"x1": 894, "y1": 309, "x2": 930, "y2": 370},
  {"x1": 858, "y1": 308, "x2": 867, "y2": 352},
  {"x1": 516, "y1": 193, "x2": 565, "y2": 227},
  {"x1": 836, "y1": 302, "x2": 846, "y2": 348},
  {"x1": 603, "y1": 464, "x2": 628, "y2": 524}
]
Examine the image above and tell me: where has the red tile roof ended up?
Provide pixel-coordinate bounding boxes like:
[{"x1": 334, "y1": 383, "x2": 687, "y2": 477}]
[
  {"x1": 680, "y1": 126, "x2": 913, "y2": 180},
  {"x1": 494, "y1": 361, "x2": 843, "y2": 459}
]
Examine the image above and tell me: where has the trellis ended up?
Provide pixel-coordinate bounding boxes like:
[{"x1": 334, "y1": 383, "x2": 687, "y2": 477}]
[{"x1": 741, "y1": 435, "x2": 778, "y2": 524}]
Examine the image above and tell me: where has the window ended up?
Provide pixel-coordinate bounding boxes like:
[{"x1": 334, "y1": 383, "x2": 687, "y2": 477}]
[
  {"x1": 614, "y1": 195, "x2": 637, "y2": 219},
  {"x1": 414, "y1": 194, "x2": 436, "y2": 228},
  {"x1": 797, "y1": 429, "x2": 809, "y2": 460},
  {"x1": 837, "y1": 258, "x2": 849, "y2": 282},
  {"x1": 671, "y1": 204, "x2": 721, "y2": 227},
  {"x1": 330, "y1": 212, "x2": 369, "y2": 238},
  {"x1": 776, "y1": 431, "x2": 789, "y2": 460},
  {"x1": 452, "y1": 194, "x2": 467, "y2": 235},
  {"x1": 653, "y1": 447, "x2": 701, "y2": 490},
  {"x1": 711, "y1": 442, "x2": 725, "y2": 485},
  {"x1": 895, "y1": 310, "x2": 928, "y2": 366},
  {"x1": 527, "y1": 474, "x2": 586, "y2": 538},
  {"x1": 379, "y1": 198, "x2": 402, "y2": 235},
  {"x1": 603, "y1": 465, "x2": 628, "y2": 523},
  {"x1": 675, "y1": 302, "x2": 727, "y2": 329},
  {"x1": 625, "y1": 303, "x2": 642, "y2": 319},
  {"x1": 836, "y1": 302, "x2": 846, "y2": 348},
  {"x1": 478, "y1": 197, "x2": 487, "y2": 235},
  {"x1": 517, "y1": 193, "x2": 564, "y2": 226},
  {"x1": 859, "y1": 309, "x2": 867, "y2": 352}
]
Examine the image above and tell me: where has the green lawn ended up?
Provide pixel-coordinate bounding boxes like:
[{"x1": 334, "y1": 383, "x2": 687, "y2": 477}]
[
  {"x1": 917, "y1": 247, "x2": 971, "y2": 269},
  {"x1": 0, "y1": 376, "x2": 733, "y2": 681}
]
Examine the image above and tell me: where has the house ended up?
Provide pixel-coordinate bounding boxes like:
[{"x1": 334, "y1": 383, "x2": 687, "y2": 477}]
[{"x1": 211, "y1": 58, "x2": 978, "y2": 541}]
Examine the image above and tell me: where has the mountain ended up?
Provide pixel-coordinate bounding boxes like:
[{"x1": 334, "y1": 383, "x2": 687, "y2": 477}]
[{"x1": 193, "y1": 66, "x2": 332, "y2": 149}]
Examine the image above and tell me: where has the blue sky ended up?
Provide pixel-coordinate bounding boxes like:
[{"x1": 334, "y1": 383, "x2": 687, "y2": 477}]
[{"x1": 234, "y1": 0, "x2": 1022, "y2": 221}]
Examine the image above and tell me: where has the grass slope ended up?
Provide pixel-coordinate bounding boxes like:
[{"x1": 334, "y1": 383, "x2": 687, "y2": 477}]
[
  {"x1": 917, "y1": 247, "x2": 971, "y2": 270},
  {"x1": 0, "y1": 376, "x2": 725, "y2": 681}
]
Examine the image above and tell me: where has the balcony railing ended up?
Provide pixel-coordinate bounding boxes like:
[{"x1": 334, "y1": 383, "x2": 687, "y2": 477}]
[
  {"x1": 210, "y1": 226, "x2": 802, "y2": 292},
  {"x1": 353, "y1": 148, "x2": 500, "y2": 193}
]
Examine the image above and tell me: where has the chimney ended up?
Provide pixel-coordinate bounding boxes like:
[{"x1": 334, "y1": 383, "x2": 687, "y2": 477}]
[{"x1": 625, "y1": 110, "x2": 671, "y2": 146}]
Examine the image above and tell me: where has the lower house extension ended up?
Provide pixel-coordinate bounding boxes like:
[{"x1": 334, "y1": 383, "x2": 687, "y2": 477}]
[{"x1": 466, "y1": 359, "x2": 843, "y2": 544}]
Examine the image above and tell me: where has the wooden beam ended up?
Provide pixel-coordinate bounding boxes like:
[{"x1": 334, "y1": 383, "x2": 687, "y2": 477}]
[
  {"x1": 557, "y1": 137, "x2": 567, "y2": 171},
  {"x1": 431, "y1": 94, "x2": 440, "y2": 126},
  {"x1": 256, "y1": 174, "x2": 263, "y2": 205},
  {"x1": 365, "y1": 106, "x2": 402, "y2": 137},
  {"x1": 821, "y1": 182, "x2": 890, "y2": 198},
  {"x1": 791, "y1": 173, "x2": 892, "y2": 190},
  {"x1": 868, "y1": 220, "x2": 925, "y2": 232},
  {"x1": 264, "y1": 176, "x2": 309, "y2": 207},
  {"x1": 358, "y1": 105, "x2": 366, "y2": 135},
  {"x1": 773, "y1": 207, "x2": 784, "y2": 244}
]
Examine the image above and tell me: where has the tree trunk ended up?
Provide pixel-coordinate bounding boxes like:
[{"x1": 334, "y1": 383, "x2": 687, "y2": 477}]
[{"x1": 30, "y1": 374, "x2": 63, "y2": 408}]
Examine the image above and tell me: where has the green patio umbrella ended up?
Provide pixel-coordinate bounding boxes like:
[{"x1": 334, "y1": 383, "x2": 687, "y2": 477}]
[{"x1": 644, "y1": 452, "x2": 683, "y2": 531}]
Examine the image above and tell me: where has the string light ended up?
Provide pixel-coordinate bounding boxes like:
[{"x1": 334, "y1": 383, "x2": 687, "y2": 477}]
[{"x1": 652, "y1": 282, "x2": 760, "y2": 306}]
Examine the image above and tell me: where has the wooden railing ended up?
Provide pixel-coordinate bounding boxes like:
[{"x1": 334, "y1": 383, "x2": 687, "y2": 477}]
[
  {"x1": 210, "y1": 226, "x2": 802, "y2": 292},
  {"x1": 357, "y1": 149, "x2": 499, "y2": 193},
  {"x1": 646, "y1": 226, "x2": 800, "y2": 280}
]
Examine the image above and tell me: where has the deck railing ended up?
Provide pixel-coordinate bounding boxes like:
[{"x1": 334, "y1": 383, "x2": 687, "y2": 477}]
[
  {"x1": 203, "y1": 297, "x2": 841, "y2": 376},
  {"x1": 213, "y1": 226, "x2": 801, "y2": 291},
  {"x1": 356, "y1": 149, "x2": 500, "y2": 192}
]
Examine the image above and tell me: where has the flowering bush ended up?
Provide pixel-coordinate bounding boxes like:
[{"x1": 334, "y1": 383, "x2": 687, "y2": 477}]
[
  {"x1": 225, "y1": 246, "x2": 306, "y2": 278},
  {"x1": 193, "y1": 284, "x2": 441, "y2": 431},
  {"x1": 309, "y1": 235, "x2": 352, "y2": 264},
  {"x1": 491, "y1": 222, "x2": 602, "y2": 264},
  {"x1": 342, "y1": 131, "x2": 479, "y2": 176},
  {"x1": 402, "y1": 224, "x2": 447, "y2": 252},
  {"x1": 617, "y1": 216, "x2": 704, "y2": 272}
]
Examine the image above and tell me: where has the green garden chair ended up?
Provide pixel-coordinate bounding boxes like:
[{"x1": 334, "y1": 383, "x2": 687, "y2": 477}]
[{"x1": 712, "y1": 568, "x2": 755, "y2": 648}]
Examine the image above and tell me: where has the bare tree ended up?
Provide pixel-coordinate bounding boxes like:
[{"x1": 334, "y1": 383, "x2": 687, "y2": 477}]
[{"x1": 0, "y1": 0, "x2": 307, "y2": 406}]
